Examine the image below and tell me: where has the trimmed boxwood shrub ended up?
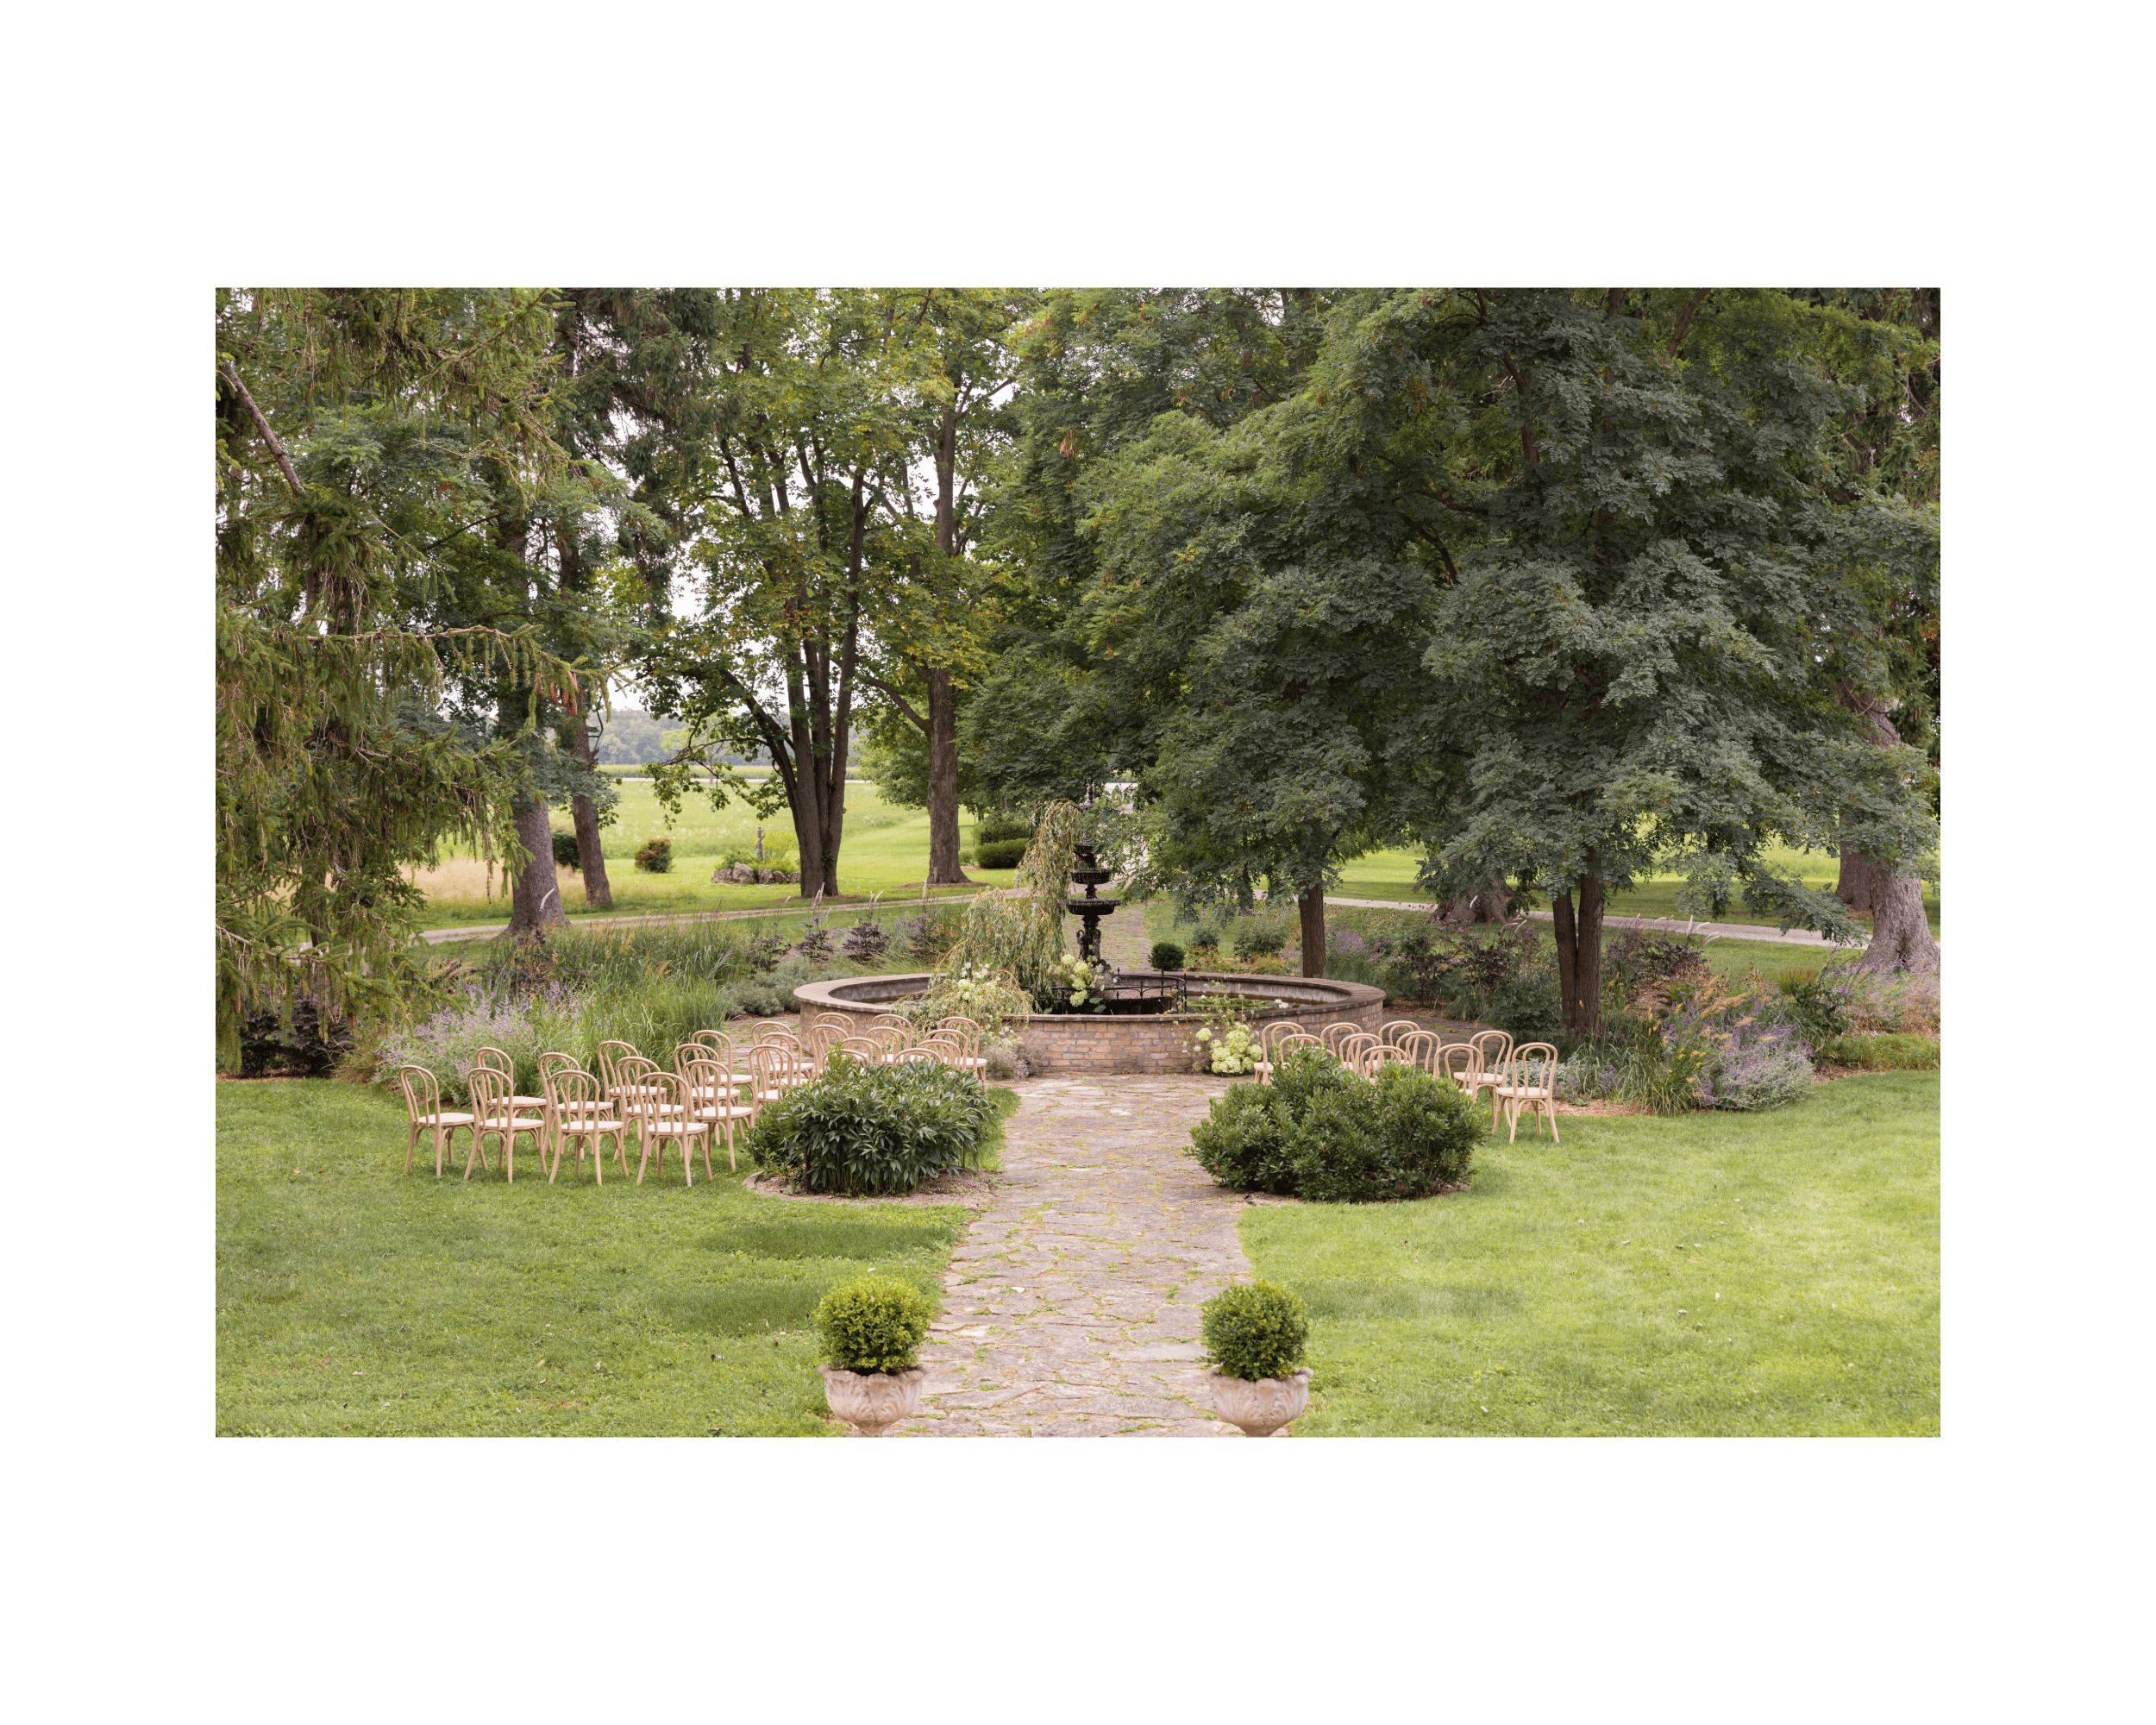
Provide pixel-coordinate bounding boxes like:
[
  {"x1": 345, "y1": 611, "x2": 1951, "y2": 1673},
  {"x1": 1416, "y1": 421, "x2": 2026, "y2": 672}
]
[
  {"x1": 1150, "y1": 939, "x2": 1186, "y2": 971},
  {"x1": 1201, "y1": 1282, "x2": 1310, "y2": 1382},
  {"x1": 976, "y1": 837, "x2": 1027, "y2": 869},
  {"x1": 552, "y1": 829, "x2": 582, "y2": 870},
  {"x1": 744, "y1": 1054, "x2": 999, "y2": 1195},
  {"x1": 813, "y1": 1275, "x2": 935, "y2": 1374},
  {"x1": 634, "y1": 836, "x2": 674, "y2": 873},
  {"x1": 1188, "y1": 1044, "x2": 1482, "y2": 1202}
]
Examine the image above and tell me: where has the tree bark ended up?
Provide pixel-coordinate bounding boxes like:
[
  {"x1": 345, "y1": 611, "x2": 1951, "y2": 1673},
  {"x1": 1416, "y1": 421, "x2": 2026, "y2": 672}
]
[
  {"x1": 1442, "y1": 875, "x2": 1511, "y2": 923},
  {"x1": 1836, "y1": 688, "x2": 1940, "y2": 974},
  {"x1": 569, "y1": 720, "x2": 613, "y2": 910},
  {"x1": 1858, "y1": 870, "x2": 1939, "y2": 974},
  {"x1": 923, "y1": 667, "x2": 967, "y2": 884},
  {"x1": 1551, "y1": 869, "x2": 1605, "y2": 1038},
  {"x1": 507, "y1": 800, "x2": 568, "y2": 936},
  {"x1": 1298, "y1": 886, "x2": 1326, "y2": 978}
]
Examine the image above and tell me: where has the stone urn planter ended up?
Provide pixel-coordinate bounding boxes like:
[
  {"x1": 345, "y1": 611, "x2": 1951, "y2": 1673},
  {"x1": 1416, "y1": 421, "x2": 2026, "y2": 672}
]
[
  {"x1": 818, "y1": 1364, "x2": 928, "y2": 1437},
  {"x1": 1207, "y1": 1366, "x2": 1313, "y2": 1437}
]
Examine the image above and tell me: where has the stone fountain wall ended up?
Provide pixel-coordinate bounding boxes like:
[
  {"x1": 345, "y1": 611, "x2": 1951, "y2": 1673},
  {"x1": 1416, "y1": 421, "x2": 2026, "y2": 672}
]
[{"x1": 791, "y1": 973, "x2": 1388, "y2": 1076}]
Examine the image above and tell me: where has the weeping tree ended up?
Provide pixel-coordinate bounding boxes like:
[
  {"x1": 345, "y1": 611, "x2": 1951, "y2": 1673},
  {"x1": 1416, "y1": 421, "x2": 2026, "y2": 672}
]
[
  {"x1": 942, "y1": 800, "x2": 1081, "y2": 1001},
  {"x1": 215, "y1": 288, "x2": 583, "y2": 1063}
]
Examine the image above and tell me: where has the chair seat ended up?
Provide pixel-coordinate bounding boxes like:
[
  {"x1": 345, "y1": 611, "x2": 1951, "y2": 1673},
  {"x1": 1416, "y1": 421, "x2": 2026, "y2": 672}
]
[
  {"x1": 478, "y1": 1115, "x2": 546, "y2": 1132},
  {"x1": 556, "y1": 1113, "x2": 620, "y2": 1131},
  {"x1": 696, "y1": 1105, "x2": 755, "y2": 1121},
  {"x1": 417, "y1": 1112, "x2": 474, "y2": 1127},
  {"x1": 643, "y1": 1120, "x2": 709, "y2": 1136},
  {"x1": 1494, "y1": 1085, "x2": 1551, "y2": 1100}
]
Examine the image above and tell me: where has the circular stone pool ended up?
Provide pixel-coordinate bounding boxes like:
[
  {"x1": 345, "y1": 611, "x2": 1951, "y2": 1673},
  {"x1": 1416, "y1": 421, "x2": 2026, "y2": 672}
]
[{"x1": 790, "y1": 971, "x2": 1388, "y2": 1076}]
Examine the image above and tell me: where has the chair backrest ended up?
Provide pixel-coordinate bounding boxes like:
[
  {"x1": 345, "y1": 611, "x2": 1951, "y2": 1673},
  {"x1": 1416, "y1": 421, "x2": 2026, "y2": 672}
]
[
  {"x1": 749, "y1": 1044, "x2": 794, "y2": 1093},
  {"x1": 1395, "y1": 1030, "x2": 1442, "y2": 1073},
  {"x1": 1337, "y1": 1032, "x2": 1381, "y2": 1070},
  {"x1": 1507, "y1": 1043, "x2": 1559, "y2": 1095},
  {"x1": 1258, "y1": 1020, "x2": 1301, "y2": 1057},
  {"x1": 751, "y1": 1020, "x2": 796, "y2": 1046},
  {"x1": 837, "y1": 1037, "x2": 882, "y2": 1063},
  {"x1": 1275, "y1": 1032, "x2": 1326, "y2": 1064},
  {"x1": 596, "y1": 1040, "x2": 638, "y2": 1094},
  {"x1": 1351, "y1": 1041, "x2": 1398, "y2": 1079},
  {"x1": 397, "y1": 1064, "x2": 444, "y2": 1121},
  {"x1": 936, "y1": 1017, "x2": 982, "y2": 1058},
  {"x1": 1381, "y1": 1019, "x2": 1423, "y2": 1049},
  {"x1": 1470, "y1": 1029, "x2": 1514, "y2": 1070},
  {"x1": 468, "y1": 1065, "x2": 511, "y2": 1122},
  {"x1": 1311, "y1": 1018, "x2": 1363, "y2": 1057},
  {"x1": 680, "y1": 1057, "x2": 731, "y2": 1113},
  {"x1": 549, "y1": 1067, "x2": 607, "y2": 1121},
  {"x1": 910, "y1": 1037, "x2": 960, "y2": 1067},
  {"x1": 1436, "y1": 1043, "x2": 1482, "y2": 1090},
  {"x1": 635, "y1": 1070, "x2": 694, "y2": 1126},
  {"x1": 813, "y1": 1013, "x2": 854, "y2": 1038},
  {"x1": 618, "y1": 1054, "x2": 661, "y2": 1094},
  {"x1": 538, "y1": 1051, "x2": 581, "y2": 1086},
  {"x1": 689, "y1": 1029, "x2": 728, "y2": 1054}
]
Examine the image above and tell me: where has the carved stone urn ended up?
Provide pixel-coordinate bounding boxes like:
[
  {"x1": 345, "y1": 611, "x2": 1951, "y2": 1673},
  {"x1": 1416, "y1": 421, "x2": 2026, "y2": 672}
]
[
  {"x1": 818, "y1": 1365, "x2": 929, "y2": 1437},
  {"x1": 1206, "y1": 1367, "x2": 1313, "y2": 1437}
]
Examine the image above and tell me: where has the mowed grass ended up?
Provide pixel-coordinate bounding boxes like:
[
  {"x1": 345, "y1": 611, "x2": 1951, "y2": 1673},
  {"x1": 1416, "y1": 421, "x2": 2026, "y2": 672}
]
[
  {"x1": 216, "y1": 1080, "x2": 1009, "y2": 1436},
  {"x1": 1336, "y1": 841, "x2": 1940, "y2": 935},
  {"x1": 1236, "y1": 1072, "x2": 1939, "y2": 1435},
  {"x1": 407, "y1": 782, "x2": 1017, "y2": 928}
]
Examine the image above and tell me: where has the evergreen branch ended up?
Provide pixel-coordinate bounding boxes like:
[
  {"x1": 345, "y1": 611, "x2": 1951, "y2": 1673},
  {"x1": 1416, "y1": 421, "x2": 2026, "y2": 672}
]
[{"x1": 219, "y1": 358, "x2": 304, "y2": 497}]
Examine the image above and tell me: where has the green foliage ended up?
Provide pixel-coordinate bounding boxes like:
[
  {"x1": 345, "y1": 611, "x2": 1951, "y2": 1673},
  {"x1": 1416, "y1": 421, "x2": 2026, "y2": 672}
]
[
  {"x1": 744, "y1": 1056, "x2": 1000, "y2": 1195},
  {"x1": 552, "y1": 829, "x2": 582, "y2": 871},
  {"x1": 1188, "y1": 1045, "x2": 1482, "y2": 1201},
  {"x1": 1775, "y1": 971, "x2": 1848, "y2": 1044},
  {"x1": 1150, "y1": 940, "x2": 1186, "y2": 971},
  {"x1": 1232, "y1": 921, "x2": 1287, "y2": 959},
  {"x1": 976, "y1": 817, "x2": 1030, "y2": 846},
  {"x1": 976, "y1": 838, "x2": 1027, "y2": 869},
  {"x1": 1817, "y1": 1033, "x2": 1940, "y2": 1071},
  {"x1": 944, "y1": 800, "x2": 1081, "y2": 1000},
  {"x1": 812, "y1": 1275, "x2": 937, "y2": 1376},
  {"x1": 633, "y1": 837, "x2": 674, "y2": 874},
  {"x1": 1200, "y1": 1282, "x2": 1311, "y2": 1383}
]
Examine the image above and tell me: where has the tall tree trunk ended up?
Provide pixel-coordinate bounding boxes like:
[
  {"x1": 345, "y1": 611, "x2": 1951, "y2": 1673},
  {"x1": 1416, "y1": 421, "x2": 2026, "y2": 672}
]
[
  {"x1": 924, "y1": 666, "x2": 965, "y2": 884},
  {"x1": 1299, "y1": 887, "x2": 1327, "y2": 978},
  {"x1": 1551, "y1": 869, "x2": 1606, "y2": 1038},
  {"x1": 1442, "y1": 875, "x2": 1511, "y2": 924},
  {"x1": 1837, "y1": 689, "x2": 1940, "y2": 974},
  {"x1": 507, "y1": 800, "x2": 568, "y2": 936},
  {"x1": 1836, "y1": 847, "x2": 1879, "y2": 913},
  {"x1": 1858, "y1": 871, "x2": 1939, "y2": 974},
  {"x1": 569, "y1": 719, "x2": 613, "y2": 910}
]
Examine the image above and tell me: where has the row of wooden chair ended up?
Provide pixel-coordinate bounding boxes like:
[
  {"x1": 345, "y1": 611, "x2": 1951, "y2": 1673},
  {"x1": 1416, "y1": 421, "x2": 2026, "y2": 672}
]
[
  {"x1": 394, "y1": 1016, "x2": 993, "y2": 1185},
  {"x1": 1252, "y1": 1020, "x2": 1561, "y2": 1142}
]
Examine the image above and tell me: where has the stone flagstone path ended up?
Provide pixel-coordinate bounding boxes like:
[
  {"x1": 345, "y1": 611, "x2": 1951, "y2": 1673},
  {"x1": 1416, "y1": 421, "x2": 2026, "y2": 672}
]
[{"x1": 893, "y1": 1075, "x2": 1262, "y2": 1438}]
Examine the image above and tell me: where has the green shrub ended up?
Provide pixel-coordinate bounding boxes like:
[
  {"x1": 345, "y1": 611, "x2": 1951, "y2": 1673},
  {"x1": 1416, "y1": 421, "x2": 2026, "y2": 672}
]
[
  {"x1": 1150, "y1": 939, "x2": 1187, "y2": 971},
  {"x1": 1200, "y1": 1282, "x2": 1310, "y2": 1382},
  {"x1": 1777, "y1": 972, "x2": 1849, "y2": 1044},
  {"x1": 551, "y1": 829, "x2": 582, "y2": 870},
  {"x1": 634, "y1": 837, "x2": 674, "y2": 873},
  {"x1": 744, "y1": 1054, "x2": 999, "y2": 1195},
  {"x1": 1232, "y1": 921, "x2": 1287, "y2": 958},
  {"x1": 1817, "y1": 1032, "x2": 1940, "y2": 1070},
  {"x1": 976, "y1": 818, "x2": 1030, "y2": 846},
  {"x1": 812, "y1": 1275, "x2": 936, "y2": 1375},
  {"x1": 975, "y1": 838, "x2": 1027, "y2": 869},
  {"x1": 1188, "y1": 1045, "x2": 1481, "y2": 1202}
]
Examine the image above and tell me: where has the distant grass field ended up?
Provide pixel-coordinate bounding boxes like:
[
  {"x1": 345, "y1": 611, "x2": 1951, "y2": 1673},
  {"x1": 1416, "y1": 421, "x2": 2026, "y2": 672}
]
[
  {"x1": 1238, "y1": 1071, "x2": 1940, "y2": 1435},
  {"x1": 407, "y1": 783, "x2": 1018, "y2": 929},
  {"x1": 1336, "y1": 842, "x2": 1940, "y2": 936}
]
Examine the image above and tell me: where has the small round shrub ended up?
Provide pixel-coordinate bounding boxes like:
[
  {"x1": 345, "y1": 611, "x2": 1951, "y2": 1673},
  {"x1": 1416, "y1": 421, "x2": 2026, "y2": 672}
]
[
  {"x1": 551, "y1": 829, "x2": 582, "y2": 870},
  {"x1": 1188, "y1": 1082, "x2": 1299, "y2": 1194},
  {"x1": 976, "y1": 838, "x2": 1027, "y2": 870},
  {"x1": 634, "y1": 836, "x2": 674, "y2": 874},
  {"x1": 1150, "y1": 939, "x2": 1187, "y2": 972},
  {"x1": 1201, "y1": 1282, "x2": 1310, "y2": 1382},
  {"x1": 1232, "y1": 922, "x2": 1286, "y2": 959},
  {"x1": 744, "y1": 1055, "x2": 999, "y2": 1195},
  {"x1": 813, "y1": 1274, "x2": 935, "y2": 1375},
  {"x1": 976, "y1": 818, "x2": 1030, "y2": 846}
]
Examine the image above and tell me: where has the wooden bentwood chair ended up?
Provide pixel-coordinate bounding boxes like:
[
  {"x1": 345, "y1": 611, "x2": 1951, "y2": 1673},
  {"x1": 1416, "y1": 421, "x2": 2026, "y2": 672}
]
[
  {"x1": 467, "y1": 1067, "x2": 546, "y2": 1182},
  {"x1": 397, "y1": 1064, "x2": 473, "y2": 1177},
  {"x1": 1494, "y1": 1043, "x2": 1561, "y2": 1143}
]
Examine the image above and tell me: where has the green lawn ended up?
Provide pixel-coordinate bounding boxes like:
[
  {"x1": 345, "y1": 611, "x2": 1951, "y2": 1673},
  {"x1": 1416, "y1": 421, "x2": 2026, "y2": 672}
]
[
  {"x1": 1337, "y1": 842, "x2": 1940, "y2": 935},
  {"x1": 1236, "y1": 1071, "x2": 1939, "y2": 1435},
  {"x1": 411, "y1": 782, "x2": 1017, "y2": 929},
  {"x1": 216, "y1": 1080, "x2": 1012, "y2": 1436}
]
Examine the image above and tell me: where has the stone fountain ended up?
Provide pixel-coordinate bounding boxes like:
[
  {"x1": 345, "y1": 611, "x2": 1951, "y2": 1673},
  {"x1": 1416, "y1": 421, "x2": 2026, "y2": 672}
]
[{"x1": 1065, "y1": 840, "x2": 1117, "y2": 965}]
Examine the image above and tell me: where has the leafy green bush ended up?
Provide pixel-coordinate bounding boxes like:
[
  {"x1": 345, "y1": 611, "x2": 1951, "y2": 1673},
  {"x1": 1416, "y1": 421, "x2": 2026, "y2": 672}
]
[
  {"x1": 1777, "y1": 971, "x2": 1849, "y2": 1044},
  {"x1": 1200, "y1": 1282, "x2": 1310, "y2": 1382},
  {"x1": 1150, "y1": 939, "x2": 1186, "y2": 971},
  {"x1": 744, "y1": 1054, "x2": 999, "y2": 1195},
  {"x1": 1817, "y1": 1032, "x2": 1940, "y2": 1070},
  {"x1": 976, "y1": 838, "x2": 1027, "y2": 869},
  {"x1": 813, "y1": 1275, "x2": 936, "y2": 1375},
  {"x1": 634, "y1": 837, "x2": 673, "y2": 873},
  {"x1": 552, "y1": 829, "x2": 582, "y2": 870},
  {"x1": 1232, "y1": 921, "x2": 1287, "y2": 958},
  {"x1": 1188, "y1": 1044, "x2": 1481, "y2": 1201},
  {"x1": 976, "y1": 817, "x2": 1030, "y2": 846}
]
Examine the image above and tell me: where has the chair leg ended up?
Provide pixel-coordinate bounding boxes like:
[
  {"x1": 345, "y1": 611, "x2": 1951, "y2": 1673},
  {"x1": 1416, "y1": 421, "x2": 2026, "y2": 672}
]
[
  {"x1": 404, "y1": 1122, "x2": 417, "y2": 1176},
  {"x1": 1547, "y1": 1099, "x2": 1559, "y2": 1145}
]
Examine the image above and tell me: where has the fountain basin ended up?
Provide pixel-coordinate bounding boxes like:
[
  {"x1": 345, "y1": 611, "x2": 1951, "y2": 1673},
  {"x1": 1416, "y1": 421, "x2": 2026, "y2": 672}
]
[{"x1": 790, "y1": 972, "x2": 1388, "y2": 1076}]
